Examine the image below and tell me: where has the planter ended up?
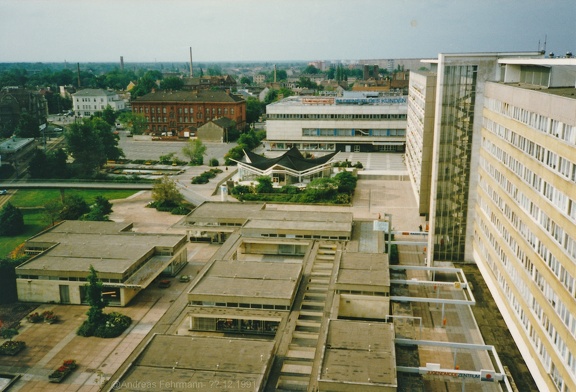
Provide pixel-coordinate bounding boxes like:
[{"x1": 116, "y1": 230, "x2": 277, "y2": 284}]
[
  {"x1": 0, "y1": 341, "x2": 26, "y2": 356},
  {"x1": 48, "y1": 360, "x2": 77, "y2": 383}
]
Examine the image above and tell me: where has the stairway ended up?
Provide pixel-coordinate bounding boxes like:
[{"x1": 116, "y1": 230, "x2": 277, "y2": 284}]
[{"x1": 276, "y1": 242, "x2": 338, "y2": 391}]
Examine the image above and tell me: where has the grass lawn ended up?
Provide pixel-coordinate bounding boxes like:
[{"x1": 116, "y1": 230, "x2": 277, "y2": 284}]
[{"x1": 0, "y1": 189, "x2": 137, "y2": 258}]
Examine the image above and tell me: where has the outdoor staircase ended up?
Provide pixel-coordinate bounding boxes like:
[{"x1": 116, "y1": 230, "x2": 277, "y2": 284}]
[{"x1": 276, "y1": 242, "x2": 338, "y2": 391}]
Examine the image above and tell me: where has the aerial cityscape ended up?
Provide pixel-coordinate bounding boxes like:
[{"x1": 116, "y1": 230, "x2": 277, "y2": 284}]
[{"x1": 0, "y1": 1, "x2": 575, "y2": 392}]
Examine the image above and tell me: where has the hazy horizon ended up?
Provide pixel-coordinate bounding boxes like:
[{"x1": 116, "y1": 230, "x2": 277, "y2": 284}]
[{"x1": 1, "y1": 0, "x2": 575, "y2": 63}]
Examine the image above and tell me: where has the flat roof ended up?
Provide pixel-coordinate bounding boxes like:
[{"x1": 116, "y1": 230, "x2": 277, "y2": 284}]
[
  {"x1": 243, "y1": 219, "x2": 351, "y2": 233},
  {"x1": 318, "y1": 320, "x2": 396, "y2": 387},
  {"x1": 337, "y1": 252, "x2": 390, "y2": 287},
  {"x1": 189, "y1": 260, "x2": 301, "y2": 302},
  {"x1": 18, "y1": 221, "x2": 185, "y2": 276},
  {"x1": 115, "y1": 334, "x2": 275, "y2": 392},
  {"x1": 181, "y1": 201, "x2": 265, "y2": 223}
]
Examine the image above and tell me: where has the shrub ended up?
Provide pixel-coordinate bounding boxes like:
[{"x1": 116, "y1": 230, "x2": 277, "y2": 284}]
[
  {"x1": 209, "y1": 158, "x2": 219, "y2": 167},
  {"x1": 171, "y1": 205, "x2": 191, "y2": 215},
  {"x1": 77, "y1": 312, "x2": 131, "y2": 338}
]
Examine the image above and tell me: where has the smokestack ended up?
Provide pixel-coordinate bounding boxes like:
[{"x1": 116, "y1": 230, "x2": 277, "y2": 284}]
[
  {"x1": 189, "y1": 47, "x2": 193, "y2": 77},
  {"x1": 120, "y1": 56, "x2": 124, "y2": 70},
  {"x1": 274, "y1": 64, "x2": 277, "y2": 83},
  {"x1": 77, "y1": 63, "x2": 81, "y2": 87}
]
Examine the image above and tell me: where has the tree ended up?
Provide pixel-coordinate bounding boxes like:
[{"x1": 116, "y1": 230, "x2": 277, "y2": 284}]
[
  {"x1": 304, "y1": 65, "x2": 320, "y2": 74},
  {"x1": 117, "y1": 112, "x2": 148, "y2": 135},
  {"x1": 29, "y1": 148, "x2": 69, "y2": 179},
  {"x1": 15, "y1": 112, "x2": 39, "y2": 138},
  {"x1": 264, "y1": 89, "x2": 278, "y2": 104},
  {"x1": 91, "y1": 117, "x2": 124, "y2": 161},
  {"x1": 182, "y1": 138, "x2": 206, "y2": 165},
  {"x1": 85, "y1": 265, "x2": 108, "y2": 325},
  {"x1": 207, "y1": 65, "x2": 222, "y2": 76},
  {"x1": 152, "y1": 175, "x2": 183, "y2": 208},
  {"x1": 0, "y1": 203, "x2": 24, "y2": 236},
  {"x1": 334, "y1": 171, "x2": 358, "y2": 195},
  {"x1": 240, "y1": 76, "x2": 252, "y2": 85},
  {"x1": 65, "y1": 119, "x2": 106, "y2": 176},
  {"x1": 59, "y1": 195, "x2": 90, "y2": 220},
  {"x1": 82, "y1": 196, "x2": 112, "y2": 221},
  {"x1": 44, "y1": 199, "x2": 63, "y2": 226},
  {"x1": 246, "y1": 97, "x2": 265, "y2": 125},
  {"x1": 0, "y1": 328, "x2": 18, "y2": 341},
  {"x1": 255, "y1": 176, "x2": 273, "y2": 194},
  {"x1": 100, "y1": 105, "x2": 117, "y2": 127},
  {"x1": 161, "y1": 77, "x2": 184, "y2": 90}
]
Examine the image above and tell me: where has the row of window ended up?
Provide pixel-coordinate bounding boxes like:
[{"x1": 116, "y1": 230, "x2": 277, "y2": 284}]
[
  {"x1": 78, "y1": 97, "x2": 106, "y2": 102},
  {"x1": 76, "y1": 105, "x2": 106, "y2": 110},
  {"x1": 259, "y1": 233, "x2": 349, "y2": 241},
  {"x1": 475, "y1": 217, "x2": 575, "y2": 387},
  {"x1": 16, "y1": 275, "x2": 122, "y2": 283},
  {"x1": 136, "y1": 106, "x2": 236, "y2": 115},
  {"x1": 190, "y1": 301, "x2": 289, "y2": 310},
  {"x1": 267, "y1": 113, "x2": 407, "y2": 120},
  {"x1": 485, "y1": 97, "x2": 576, "y2": 146},
  {"x1": 481, "y1": 138, "x2": 576, "y2": 257},
  {"x1": 302, "y1": 128, "x2": 406, "y2": 137},
  {"x1": 484, "y1": 118, "x2": 576, "y2": 182},
  {"x1": 477, "y1": 167, "x2": 576, "y2": 377}
]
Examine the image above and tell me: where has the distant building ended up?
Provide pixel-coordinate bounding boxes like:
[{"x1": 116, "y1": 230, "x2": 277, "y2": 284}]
[
  {"x1": 72, "y1": 88, "x2": 126, "y2": 117},
  {"x1": 0, "y1": 87, "x2": 47, "y2": 136},
  {"x1": 131, "y1": 90, "x2": 246, "y2": 137},
  {"x1": 182, "y1": 75, "x2": 236, "y2": 91},
  {"x1": 0, "y1": 137, "x2": 36, "y2": 166},
  {"x1": 265, "y1": 92, "x2": 407, "y2": 153},
  {"x1": 234, "y1": 146, "x2": 339, "y2": 185},
  {"x1": 196, "y1": 117, "x2": 235, "y2": 143}
]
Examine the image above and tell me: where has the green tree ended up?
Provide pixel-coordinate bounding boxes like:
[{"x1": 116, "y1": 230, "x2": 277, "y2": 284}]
[
  {"x1": 246, "y1": 97, "x2": 265, "y2": 125},
  {"x1": 44, "y1": 199, "x2": 63, "y2": 226},
  {"x1": 82, "y1": 196, "x2": 112, "y2": 221},
  {"x1": 304, "y1": 65, "x2": 320, "y2": 74},
  {"x1": 161, "y1": 77, "x2": 184, "y2": 90},
  {"x1": 240, "y1": 76, "x2": 252, "y2": 85},
  {"x1": 85, "y1": 265, "x2": 108, "y2": 325},
  {"x1": 117, "y1": 112, "x2": 148, "y2": 135},
  {"x1": 91, "y1": 117, "x2": 124, "y2": 161},
  {"x1": 334, "y1": 171, "x2": 358, "y2": 195},
  {"x1": 152, "y1": 175, "x2": 183, "y2": 208},
  {"x1": 100, "y1": 105, "x2": 117, "y2": 127},
  {"x1": 182, "y1": 138, "x2": 207, "y2": 165},
  {"x1": 15, "y1": 112, "x2": 39, "y2": 138},
  {"x1": 264, "y1": 89, "x2": 278, "y2": 104},
  {"x1": 65, "y1": 119, "x2": 106, "y2": 176},
  {"x1": 255, "y1": 176, "x2": 273, "y2": 194},
  {"x1": 59, "y1": 195, "x2": 90, "y2": 220},
  {"x1": 0, "y1": 203, "x2": 24, "y2": 236},
  {"x1": 207, "y1": 65, "x2": 222, "y2": 76},
  {"x1": 297, "y1": 77, "x2": 316, "y2": 89}
]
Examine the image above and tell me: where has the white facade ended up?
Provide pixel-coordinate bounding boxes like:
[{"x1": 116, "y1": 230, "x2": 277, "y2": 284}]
[
  {"x1": 407, "y1": 53, "x2": 576, "y2": 392},
  {"x1": 72, "y1": 88, "x2": 126, "y2": 117},
  {"x1": 265, "y1": 93, "x2": 407, "y2": 153},
  {"x1": 476, "y1": 72, "x2": 576, "y2": 392}
]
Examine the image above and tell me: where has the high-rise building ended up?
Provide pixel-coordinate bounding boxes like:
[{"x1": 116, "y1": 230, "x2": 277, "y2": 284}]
[{"x1": 406, "y1": 53, "x2": 576, "y2": 391}]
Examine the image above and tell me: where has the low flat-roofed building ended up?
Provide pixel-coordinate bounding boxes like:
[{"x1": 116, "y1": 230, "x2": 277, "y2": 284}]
[
  {"x1": 189, "y1": 260, "x2": 302, "y2": 310},
  {"x1": 335, "y1": 252, "x2": 390, "y2": 320},
  {"x1": 177, "y1": 202, "x2": 353, "y2": 243},
  {"x1": 16, "y1": 221, "x2": 188, "y2": 306},
  {"x1": 114, "y1": 334, "x2": 275, "y2": 392},
  {"x1": 188, "y1": 259, "x2": 302, "y2": 335},
  {"x1": 317, "y1": 319, "x2": 397, "y2": 391},
  {"x1": 175, "y1": 202, "x2": 265, "y2": 243}
]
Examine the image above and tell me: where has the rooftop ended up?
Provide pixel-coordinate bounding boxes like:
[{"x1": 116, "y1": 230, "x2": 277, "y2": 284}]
[
  {"x1": 318, "y1": 319, "x2": 396, "y2": 387},
  {"x1": 337, "y1": 252, "x2": 390, "y2": 287},
  {"x1": 115, "y1": 334, "x2": 275, "y2": 392},
  {"x1": 133, "y1": 90, "x2": 244, "y2": 103},
  {"x1": 18, "y1": 221, "x2": 186, "y2": 278}
]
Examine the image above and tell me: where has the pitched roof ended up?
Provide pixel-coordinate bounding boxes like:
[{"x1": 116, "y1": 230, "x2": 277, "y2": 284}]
[
  {"x1": 243, "y1": 147, "x2": 337, "y2": 172},
  {"x1": 133, "y1": 90, "x2": 244, "y2": 103},
  {"x1": 72, "y1": 88, "x2": 117, "y2": 97}
]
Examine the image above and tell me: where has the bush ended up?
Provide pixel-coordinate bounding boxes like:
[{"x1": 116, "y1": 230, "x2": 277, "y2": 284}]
[
  {"x1": 77, "y1": 312, "x2": 131, "y2": 338},
  {"x1": 209, "y1": 158, "x2": 219, "y2": 167},
  {"x1": 170, "y1": 205, "x2": 191, "y2": 215}
]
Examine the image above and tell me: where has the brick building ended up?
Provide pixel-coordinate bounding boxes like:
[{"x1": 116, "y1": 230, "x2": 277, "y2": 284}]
[
  {"x1": 131, "y1": 90, "x2": 246, "y2": 137},
  {"x1": 0, "y1": 87, "x2": 47, "y2": 137}
]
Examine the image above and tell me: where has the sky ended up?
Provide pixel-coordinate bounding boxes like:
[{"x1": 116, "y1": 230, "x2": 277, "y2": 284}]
[{"x1": 1, "y1": 0, "x2": 575, "y2": 63}]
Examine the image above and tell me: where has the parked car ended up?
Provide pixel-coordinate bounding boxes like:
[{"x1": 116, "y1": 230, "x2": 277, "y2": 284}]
[
  {"x1": 0, "y1": 189, "x2": 7, "y2": 195},
  {"x1": 179, "y1": 275, "x2": 190, "y2": 283},
  {"x1": 158, "y1": 279, "x2": 171, "y2": 288}
]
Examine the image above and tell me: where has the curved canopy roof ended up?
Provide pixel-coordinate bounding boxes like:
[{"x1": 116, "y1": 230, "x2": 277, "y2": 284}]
[{"x1": 242, "y1": 147, "x2": 338, "y2": 172}]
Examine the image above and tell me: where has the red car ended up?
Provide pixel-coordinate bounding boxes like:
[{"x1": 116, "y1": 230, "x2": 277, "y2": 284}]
[{"x1": 158, "y1": 279, "x2": 171, "y2": 288}]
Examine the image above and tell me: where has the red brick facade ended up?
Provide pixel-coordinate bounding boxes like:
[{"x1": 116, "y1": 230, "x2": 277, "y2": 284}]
[{"x1": 131, "y1": 90, "x2": 246, "y2": 137}]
